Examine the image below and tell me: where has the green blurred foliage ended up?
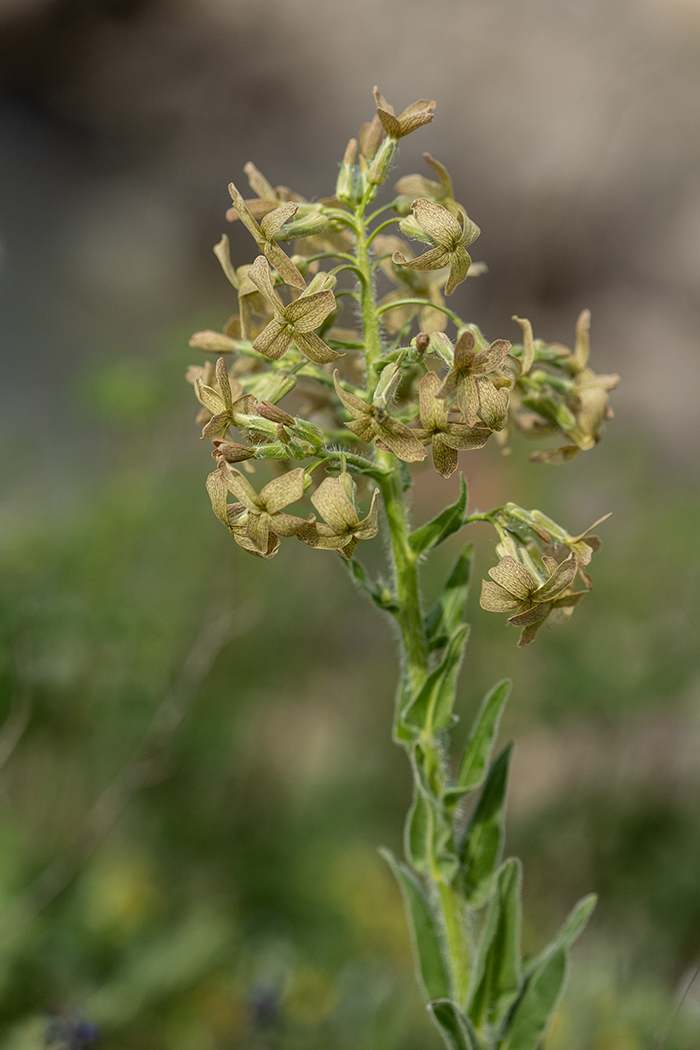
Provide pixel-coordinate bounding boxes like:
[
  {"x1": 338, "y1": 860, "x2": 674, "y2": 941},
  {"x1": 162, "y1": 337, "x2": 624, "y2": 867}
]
[{"x1": 0, "y1": 351, "x2": 698, "y2": 1049}]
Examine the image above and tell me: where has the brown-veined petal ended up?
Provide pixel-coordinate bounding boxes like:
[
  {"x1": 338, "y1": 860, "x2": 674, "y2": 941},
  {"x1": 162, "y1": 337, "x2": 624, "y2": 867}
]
[{"x1": 488, "y1": 556, "x2": 537, "y2": 601}]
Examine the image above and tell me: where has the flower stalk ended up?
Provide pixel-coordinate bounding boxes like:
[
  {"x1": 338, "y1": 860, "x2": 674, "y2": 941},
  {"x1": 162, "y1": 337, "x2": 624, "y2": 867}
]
[{"x1": 184, "y1": 87, "x2": 615, "y2": 1048}]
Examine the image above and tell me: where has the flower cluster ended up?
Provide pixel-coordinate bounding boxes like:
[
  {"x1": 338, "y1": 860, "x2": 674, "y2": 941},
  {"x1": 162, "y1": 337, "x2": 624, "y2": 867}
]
[{"x1": 184, "y1": 86, "x2": 615, "y2": 645}]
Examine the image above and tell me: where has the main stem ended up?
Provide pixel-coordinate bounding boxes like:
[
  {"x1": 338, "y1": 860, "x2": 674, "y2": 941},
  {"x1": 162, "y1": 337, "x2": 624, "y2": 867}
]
[{"x1": 355, "y1": 200, "x2": 471, "y2": 1006}]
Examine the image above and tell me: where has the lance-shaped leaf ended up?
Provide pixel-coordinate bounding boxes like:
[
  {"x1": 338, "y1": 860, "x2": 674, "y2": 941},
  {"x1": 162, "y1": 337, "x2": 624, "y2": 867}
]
[
  {"x1": 346, "y1": 558, "x2": 400, "y2": 614},
  {"x1": 228, "y1": 182, "x2": 306, "y2": 289},
  {"x1": 468, "y1": 858, "x2": 522, "y2": 1029},
  {"x1": 333, "y1": 371, "x2": 427, "y2": 463},
  {"x1": 429, "y1": 1000, "x2": 482, "y2": 1050},
  {"x1": 497, "y1": 898, "x2": 600, "y2": 1050},
  {"x1": 425, "y1": 544, "x2": 474, "y2": 652},
  {"x1": 379, "y1": 848, "x2": 451, "y2": 1003},
  {"x1": 447, "y1": 680, "x2": 511, "y2": 802},
  {"x1": 405, "y1": 768, "x2": 459, "y2": 884},
  {"x1": 373, "y1": 87, "x2": 436, "y2": 139},
  {"x1": 249, "y1": 256, "x2": 340, "y2": 365},
  {"x1": 459, "y1": 744, "x2": 512, "y2": 907},
  {"x1": 297, "y1": 474, "x2": 380, "y2": 560},
  {"x1": 498, "y1": 950, "x2": 566, "y2": 1050},
  {"x1": 409, "y1": 474, "x2": 467, "y2": 555},
  {"x1": 393, "y1": 198, "x2": 480, "y2": 296},
  {"x1": 403, "y1": 624, "x2": 469, "y2": 734},
  {"x1": 414, "y1": 372, "x2": 492, "y2": 478},
  {"x1": 437, "y1": 331, "x2": 511, "y2": 430}
]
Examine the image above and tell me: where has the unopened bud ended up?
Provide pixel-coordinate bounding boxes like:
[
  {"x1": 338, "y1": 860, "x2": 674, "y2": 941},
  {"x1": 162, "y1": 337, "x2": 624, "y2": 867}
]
[
  {"x1": 212, "y1": 440, "x2": 256, "y2": 463},
  {"x1": 367, "y1": 137, "x2": 398, "y2": 186},
  {"x1": 372, "y1": 355, "x2": 404, "y2": 408},
  {"x1": 189, "y1": 330, "x2": 238, "y2": 353},
  {"x1": 258, "y1": 401, "x2": 295, "y2": 425}
]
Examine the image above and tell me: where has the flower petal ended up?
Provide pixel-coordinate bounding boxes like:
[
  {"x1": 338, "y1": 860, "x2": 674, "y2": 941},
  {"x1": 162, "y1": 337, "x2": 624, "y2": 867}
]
[
  {"x1": 445, "y1": 245, "x2": 472, "y2": 295},
  {"x1": 431, "y1": 436, "x2": 459, "y2": 479},
  {"x1": 285, "y1": 290, "x2": 336, "y2": 332},
  {"x1": 419, "y1": 371, "x2": 448, "y2": 432},
  {"x1": 374, "y1": 416, "x2": 427, "y2": 463},
  {"x1": 411, "y1": 198, "x2": 462, "y2": 245},
  {"x1": 311, "y1": 476, "x2": 358, "y2": 532},
  {"x1": 260, "y1": 467, "x2": 306, "y2": 514},
  {"x1": 488, "y1": 556, "x2": 536, "y2": 600},
  {"x1": 253, "y1": 319, "x2": 293, "y2": 360},
  {"x1": 293, "y1": 331, "x2": 341, "y2": 364},
  {"x1": 475, "y1": 339, "x2": 512, "y2": 375},
  {"x1": 480, "y1": 580, "x2": 521, "y2": 613}
]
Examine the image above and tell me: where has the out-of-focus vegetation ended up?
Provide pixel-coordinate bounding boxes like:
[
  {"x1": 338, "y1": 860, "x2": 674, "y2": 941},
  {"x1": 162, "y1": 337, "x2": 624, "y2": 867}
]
[{"x1": 0, "y1": 348, "x2": 698, "y2": 1050}]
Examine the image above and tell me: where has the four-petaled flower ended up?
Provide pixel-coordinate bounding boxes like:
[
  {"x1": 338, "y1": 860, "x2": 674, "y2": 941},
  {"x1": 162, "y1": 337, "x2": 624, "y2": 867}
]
[
  {"x1": 226, "y1": 162, "x2": 305, "y2": 223},
  {"x1": 392, "y1": 198, "x2": 480, "y2": 296},
  {"x1": 193, "y1": 357, "x2": 256, "y2": 439},
  {"x1": 373, "y1": 88, "x2": 436, "y2": 140},
  {"x1": 414, "y1": 371, "x2": 492, "y2": 478},
  {"x1": 207, "y1": 463, "x2": 310, "y2": 558},
  {"x1": 248, "y1": 256, "x2": 340, "y2": 365},
  {"x1": 228, "y1": 182, "x2": 306, "y2": 291},
  {"x1": 437, "y1": 331, "x2": 512, "y2": 431},
  {"x1": 394, "y1": 153, "x2": 463, "y2": 219},
  {"x1": 333, "y1": 372, "x2": 427, "y2": 463},
  {"x1": 479, "y1": 554, "x2": 585, "y2": 646},
  {"x1": 298, "y1": 473, "x2": 380, "y2": 559}
]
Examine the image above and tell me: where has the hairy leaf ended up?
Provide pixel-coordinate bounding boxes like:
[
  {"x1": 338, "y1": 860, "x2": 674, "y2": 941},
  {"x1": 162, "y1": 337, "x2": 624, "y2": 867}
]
[
  {"x1": 447, "y1": 680, "x2": 511, "y2": 802},
  {"x1": 429, "y1": 999, "x2": 482, "y2": 1050},
  {"x1": 425, "y1": 544, "x2": 474, "y2": 651},
  {"x1": 346, "y1": 558, "x2": 400, "y2": 614},
  {"x1": 409, "y1": 475, "x2": 467, "y2": 555},
  {"x1": 380, "y1": 848, "x2": 450, "y2": 1002},
  {"x1": 468, "y1": 858, "x2": 522, "y2": 1028},
  {"x1": 499, "y1": 894, "x2": 596, "y2": 1049},
  {"x1": 404, "y1": 625, "x2": 469, "y2": 732},
  {"x1": 459, "y1": 744, "x2": 512, "y2": 906}
]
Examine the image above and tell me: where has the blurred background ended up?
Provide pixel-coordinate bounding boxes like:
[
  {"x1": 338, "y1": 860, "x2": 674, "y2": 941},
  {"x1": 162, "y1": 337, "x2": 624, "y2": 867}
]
[{"x1": 1, "y1": 0, "x2": 699, "y2": 1046}]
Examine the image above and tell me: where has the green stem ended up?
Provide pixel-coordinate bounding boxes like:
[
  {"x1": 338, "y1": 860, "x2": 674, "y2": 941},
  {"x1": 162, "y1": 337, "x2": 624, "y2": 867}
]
[
  {"x1": 354, "y1": 198, "x2": 472, "y2": 1007},
  {"x1": 376, "y1": 451, "x2": 428, "y2": 692},
  {"x1": 354, "y1": 204, "x2": 384, "y2": 387},
  {"x1": 438, "y1": 882, "x2": 472, "y2": 1004},
  {"x1": 376, "y1": 297, "x2": 466, "y2": 330}
]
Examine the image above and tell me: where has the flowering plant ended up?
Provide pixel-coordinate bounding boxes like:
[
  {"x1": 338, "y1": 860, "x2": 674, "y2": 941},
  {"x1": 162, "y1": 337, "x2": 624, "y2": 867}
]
[{"x1": 186, "y1": 87, "x2": 618, "y2": 1049}]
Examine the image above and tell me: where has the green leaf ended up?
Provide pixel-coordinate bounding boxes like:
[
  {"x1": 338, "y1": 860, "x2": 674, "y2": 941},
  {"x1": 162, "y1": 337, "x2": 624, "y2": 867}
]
[
  {"x1": 409, "y1": 475, "x2": 468, "y2": 555},
  {"x1": 446, "y1": 680, "x2": 511, "y2": 801},
  {"x1": 393, "y1": 676, "x2": 418, "y2": 749},
  {"x1": 459, "y1": 744, "x2": 512, "y2": 907},
  {"x1": 429, "y1": 999, "x2": 482, "y2": 1050},
  {"x1": 346, "y1": 559, "x2": 400, "y2": 614},
  {"x1": 379, "y1": 848, "x2": 450, "y2": 1002},
  {"x1": 498, "y1": 895, "x2": 595, "y2": 1049},
  {"x1": 405, "y1": 783, "x2": 432, "y2": 875},
  {"x1": 523, "y1": 894, "x2": 597, "y2": 979},
  {"x1": 468, "y1": 858, "x2": 522, "y2": 1029},
  {"x1": 498, "y1": 948, "x2": 566, "y2": 1050},
  {"x1": 405, "y1": 779, "x2": 459, "y2": 883},
  {"x1": 425, "y1": 545, "x2": 474, "y2": 651},
  {"x1": 404, "y1": 625, "x2": 469, "y2": 733}
]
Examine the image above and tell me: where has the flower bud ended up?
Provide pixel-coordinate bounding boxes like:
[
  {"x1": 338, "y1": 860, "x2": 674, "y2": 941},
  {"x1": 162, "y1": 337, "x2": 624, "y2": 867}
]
[
  {"x1": 372, "y1": 357, "x2": 403, "y2": 408},
  {"x1": 189, "y1": 331, "x2": 238, "y2": 353},
  {"x1": 336, "y1": 138, "x2": 360, "y2": 204},
  {"x1": 367, "y1": 137, "x2": 398, "y2": 187},
  {"x1": 212, "y1": 440, "x2": 256, "y2": 463}
]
